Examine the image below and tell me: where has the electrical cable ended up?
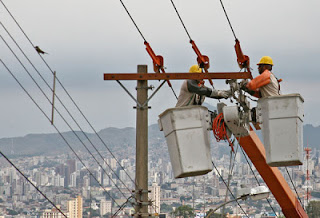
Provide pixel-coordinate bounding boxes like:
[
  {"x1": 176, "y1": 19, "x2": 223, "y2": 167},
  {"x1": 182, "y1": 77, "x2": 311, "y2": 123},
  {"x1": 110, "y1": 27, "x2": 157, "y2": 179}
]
[
  {"x1": 212, "y1": 113, "x2": 234, "y2": 152},
  {"x1": 169, "y1": 0, "x2": 192, "y2": 41},
  {"x1": 239, "y1": 145, "x2": 278, "y2": 217},
  {"x1": 221, "y1": 141, "x2": 240, "y2": 217},
  {"x1": 0, "y1": 4, "x2": 145, "y2": 213},
  {"x1": 119, "y1": 0, "x2": 146, "y2": 42},
  {"x1": 118, "y1": 0, "x2": 178, "y2": 100},
  {"x1": 211, "y1": 160, "x2": 249, "y2": 217},
  {"x1": 0, "y1": 1, "x2": 137, "y2": 189},
  {"x1": 0, "y1": 3, "x2": 152, "y2": 212},
  {"x1": 0, "y1": 0, "x2": 171, "y2": 187},
  {"x1": 0, "y1": 34, "x2": 133, "y2": 202},
  {"x1": 0, "y1": 59, "x2": 122, "y2": 208},
  {"x1": 1, "y1": 1, "x2": 158, "y2": 214},
  {"x1": 285, "y1": 166, "x2": 303, "y2": 207},
  {"x1": 222, "y1": 149, "x2": 234, "y2": 216},
  {"x1": 0, "y1": 149, "x2": 67, "y2": 217},
  {"x1": 219, "y1": 0, "x2": 237, "y2": 40},
  {"x1": 169, "y1": 0, "x2": 216, "y2": 90},
  {"x1": 112, "y1": 196, "x2": 133, "y2": 217}
]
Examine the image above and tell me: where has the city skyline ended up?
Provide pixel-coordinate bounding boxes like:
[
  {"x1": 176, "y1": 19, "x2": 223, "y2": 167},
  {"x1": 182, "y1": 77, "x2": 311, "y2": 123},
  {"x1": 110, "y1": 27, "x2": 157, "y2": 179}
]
[{"x1": 0, "y1": 137, "x2": 318, "y2": 217}]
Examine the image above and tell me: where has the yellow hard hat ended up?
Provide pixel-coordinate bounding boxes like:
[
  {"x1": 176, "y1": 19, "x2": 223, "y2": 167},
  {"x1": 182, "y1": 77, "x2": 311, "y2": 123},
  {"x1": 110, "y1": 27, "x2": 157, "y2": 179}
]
[
  {"x1": 189, "y1": 64, "x2": 202, "y2": 73},
  {"x1": 257, "y1": 56, "x2": 273, "y2": 66}
]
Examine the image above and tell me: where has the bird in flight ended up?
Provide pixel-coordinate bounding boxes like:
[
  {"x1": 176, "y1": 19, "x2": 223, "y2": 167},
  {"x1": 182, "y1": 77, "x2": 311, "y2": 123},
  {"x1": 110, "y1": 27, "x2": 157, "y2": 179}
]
[{"x1": 35, "y1": 46, "x2": 48, "y2": 55}]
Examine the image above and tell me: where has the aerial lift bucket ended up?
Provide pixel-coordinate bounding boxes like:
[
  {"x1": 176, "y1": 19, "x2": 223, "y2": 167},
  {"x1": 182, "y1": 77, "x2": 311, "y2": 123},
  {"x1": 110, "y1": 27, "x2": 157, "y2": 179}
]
[
  {"x1": 158, "y1": 106, "x2": 213, "y2": 178},
  {"x1": 257, "y1": 94, "x2": 304, "y2": 167}
]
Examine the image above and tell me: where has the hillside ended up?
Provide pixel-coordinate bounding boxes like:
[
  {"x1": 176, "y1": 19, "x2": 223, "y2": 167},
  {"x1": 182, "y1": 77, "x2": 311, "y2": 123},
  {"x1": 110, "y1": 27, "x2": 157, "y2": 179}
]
[{"x1": 0, "y1": 123, "x2": 318, "y2": 157}]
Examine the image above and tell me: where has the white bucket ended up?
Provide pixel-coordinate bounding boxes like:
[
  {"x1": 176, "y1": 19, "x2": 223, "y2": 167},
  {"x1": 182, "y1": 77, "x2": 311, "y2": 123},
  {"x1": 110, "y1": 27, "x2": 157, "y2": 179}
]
[
  {"x1": 257, "y1": 94, "x2": 304, "y2": 167},
  {"x1": 158, "y1": 106, "x2": 213, "y2": 178}
]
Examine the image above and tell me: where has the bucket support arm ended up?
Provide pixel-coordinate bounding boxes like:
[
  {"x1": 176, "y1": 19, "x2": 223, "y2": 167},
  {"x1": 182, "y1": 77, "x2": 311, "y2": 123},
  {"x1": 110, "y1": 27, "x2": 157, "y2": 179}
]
[{"x1": 238, "y1": 129, "x2": 308, "y2": 217}]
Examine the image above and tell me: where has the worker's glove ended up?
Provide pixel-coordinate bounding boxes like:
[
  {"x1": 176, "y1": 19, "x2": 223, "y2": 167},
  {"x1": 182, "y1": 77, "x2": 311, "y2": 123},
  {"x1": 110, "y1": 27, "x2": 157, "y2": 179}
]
[
  {"x1": 210, "y1": 90, "x2": 231, "y2": 99},
  {"x1": 240, "y1": 80, "x2": 248, "y2": 89},
  {"x1": 218, "y1": 90, "x2": 231, "y2": 99}
]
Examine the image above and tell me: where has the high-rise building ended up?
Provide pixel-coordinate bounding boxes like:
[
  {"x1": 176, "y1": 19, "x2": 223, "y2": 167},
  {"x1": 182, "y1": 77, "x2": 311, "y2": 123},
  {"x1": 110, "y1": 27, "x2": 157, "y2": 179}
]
[
  {"x1": 148, "y1": 183, "x2": 161, "y2": 215},
  {"x1": 70, "y1": 172, "x2": 77, "y2": 188},
  {"x1": 67, "y1": 196, "x2": 83, "y2": 218},
  {"x1": 67, "y1": 159, "x2": 76, "y2": 174},
  {"x1": 41, "y1": 206, "x2": 68, "y2": 218},
  {"x1": 110, "y1": 158, "x2": 117, "y2": 170},
  {"x1": 100, "y1": 199, "x2": 112, "y2": 216}
]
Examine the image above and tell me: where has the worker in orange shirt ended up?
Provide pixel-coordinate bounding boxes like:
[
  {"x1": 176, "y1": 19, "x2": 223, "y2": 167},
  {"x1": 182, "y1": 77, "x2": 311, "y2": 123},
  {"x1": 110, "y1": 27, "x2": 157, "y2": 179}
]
[
  {"x1": 176, "y1": 64, "x2": 231, "y2": 107},
  {"x1": 242, "y1": 56, "x2": 281, "y2": 98}
]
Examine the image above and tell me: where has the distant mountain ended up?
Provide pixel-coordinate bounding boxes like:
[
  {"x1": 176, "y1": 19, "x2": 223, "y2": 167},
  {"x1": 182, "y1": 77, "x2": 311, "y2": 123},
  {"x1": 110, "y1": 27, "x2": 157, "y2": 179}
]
[
  {"x1": 0, "y1": 124, "x2": 165, "y2": 158},
  {"x1": 0, "y1": 123, "x2": 318, "y2": 158}
]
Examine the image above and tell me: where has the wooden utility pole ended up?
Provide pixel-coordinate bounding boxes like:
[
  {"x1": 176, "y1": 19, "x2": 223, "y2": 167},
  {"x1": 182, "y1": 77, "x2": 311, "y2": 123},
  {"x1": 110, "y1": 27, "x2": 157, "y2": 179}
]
[{"x1": 135, "y1": 65, "x2": 149, "y2": 217}]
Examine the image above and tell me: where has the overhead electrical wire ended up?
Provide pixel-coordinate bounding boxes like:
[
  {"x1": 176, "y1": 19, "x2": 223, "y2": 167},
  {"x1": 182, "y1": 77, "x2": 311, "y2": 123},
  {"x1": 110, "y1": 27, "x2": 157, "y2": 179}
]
[
  {"x1": 0, "y1": 149, "x2": 67, "y2": 217},
  {"x1": 239, "y1": 145, "x2": 278, "y2": 217},
  {"x1": 118, "y1": 0, "x2": 178, "y2": 100},
  {"x1": 119, "y1": 0, "x2": 146, "y2": 42},
  {"x1": 219, "y1": 0, "x2": 237, "y2": 40},
  {"x1": 169, "y1": 0, "x2": 215, "y2": 88},
  {"x1": 1, "y1": 1, "x2": 290, "y2": 215},
  {"x1": 0, "y1": 59, "x2": 122, "y2": 208},
  {"x1": 211, "y1": 160, "x2": 249, "y2": 217},
  {"x1": 0, "y1": 6, "x2": 137, "y2": 214},
  {"x1": 115, "y1": 1, "x2": 181, "y2": 212},
  {"x1": 285, "y1": 166, "x2": 303, "y2": 207},
  {"x1": 112, "y1": 196, "x2": 133, "y2": 217},
  {"x1": 0, "y1": 0, "x2": 134, "y2": 191},
  {"x1": 169, "y1": 1, "x2": 276, "y2": 215},
  {"x1": 0, "y1": 1, "x2": 148, "y2": 212},
  {"x1": 1, "y1": 21, "x2": 135, "y2": 196},
  {"x1": 0, "y1": 33, "x2": 133, "y2": 202},
  {"x1": 217, "y1": 1, "x2": 292, "y2": 215},
  {"x1": 221, "y1": 142, "x2": 239, "y2": 216},
  {"x1": 0, "y1": 0, "x2": 147, "y2": 191},
  {"x1": 169, "y1": 0, "x2": 192, "y2": 41}
]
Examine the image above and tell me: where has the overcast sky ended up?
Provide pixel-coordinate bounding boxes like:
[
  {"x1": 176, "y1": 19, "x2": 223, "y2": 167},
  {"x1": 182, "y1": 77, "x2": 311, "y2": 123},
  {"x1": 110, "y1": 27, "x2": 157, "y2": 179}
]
[{"x1": 0, "y1": 0, "x2": 319, "y2": 138}]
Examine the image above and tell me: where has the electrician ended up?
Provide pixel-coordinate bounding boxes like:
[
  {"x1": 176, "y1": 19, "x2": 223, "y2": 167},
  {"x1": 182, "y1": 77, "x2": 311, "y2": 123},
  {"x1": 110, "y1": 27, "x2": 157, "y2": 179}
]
[
  {"x1": 242, "y1": 56, "x2": 280, "y2": 98},
  {"x1": 176, "y1": 64, "x2": 231, "y2": 107}
]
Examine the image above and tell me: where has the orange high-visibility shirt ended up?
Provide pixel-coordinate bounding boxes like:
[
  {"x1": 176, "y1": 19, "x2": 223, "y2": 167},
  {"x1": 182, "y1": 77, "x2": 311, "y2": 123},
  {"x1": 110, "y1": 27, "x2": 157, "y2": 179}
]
[{"x1": 247, "y1": 70, "x2": 280, "y2": 97}]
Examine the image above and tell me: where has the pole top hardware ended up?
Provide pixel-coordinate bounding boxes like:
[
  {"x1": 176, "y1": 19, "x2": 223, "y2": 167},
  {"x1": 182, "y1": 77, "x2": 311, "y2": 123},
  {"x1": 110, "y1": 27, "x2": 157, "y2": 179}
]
[{"x1": 104, "y1": 72, "x2": 252, "y2": 81}]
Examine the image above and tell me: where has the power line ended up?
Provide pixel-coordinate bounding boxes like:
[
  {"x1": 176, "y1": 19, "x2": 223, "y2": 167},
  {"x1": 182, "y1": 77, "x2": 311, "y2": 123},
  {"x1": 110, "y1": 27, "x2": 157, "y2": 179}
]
[
  {"x1": 285, "y1": 166, "x2": 303, "y2": 207},
  {"x1": 0, "y1": 32, "x2": 132, "y2": 198},
  {"x1": 0, "y1": 6, "x2": 137, "y2": 212},
  {"x1": 0, "y1": 59, "x2": 122, "y2": 208},
  {"x1": 118, "y1": 0, "x2": 178, "y2": 99},
  {"x1": 211, "y1": 160, "x2": 249, "y2": 217},
  {"x1": 0, "y1": 2, "x2": 135, "y2": 189},
  {"x1": 2, "y1": 1, "x2": 163, "y2": 214},
  {"x1": 219, "y1": 0, "x2": 237, "y2": 40},
  {"x1": 169, "y1": 0, "x2": 192, "y2": 41},
  {"x1": 221, "y1": 142, "x2": 239, "y2": 216},
  {"x1": 239, "y1": 145, "x2": 278, "y2": 217},
  {"x1": 0, "y1": 0, "x2": 138, "y2": 189},
  {"x1": 112, "y1": 195, "x2": 134, "y2": 217},
  {"x1": 0, "y1": 149, "x2": 67, "y2": 217},
  {"x1": 119, "y1": 0, "x2": 146, "y2": 42},
  {"x1": 1, "y1": 13, "x2": 137, "y2": 212}
]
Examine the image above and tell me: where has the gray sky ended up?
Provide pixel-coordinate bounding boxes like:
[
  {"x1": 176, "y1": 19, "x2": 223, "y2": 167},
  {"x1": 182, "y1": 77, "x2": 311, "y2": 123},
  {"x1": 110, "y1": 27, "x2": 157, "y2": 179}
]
[{"x1": 0, "y1": 0, "x2": 319, "y2": 138}]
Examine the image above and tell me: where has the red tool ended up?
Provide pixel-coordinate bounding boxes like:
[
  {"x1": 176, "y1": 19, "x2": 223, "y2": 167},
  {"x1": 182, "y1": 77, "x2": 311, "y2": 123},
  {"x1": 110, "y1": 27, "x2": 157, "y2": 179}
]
[
  {"x1": 190, "y1": 40, "x2": 214, "y2": 86},
  {"x1": 144, "y1": 41, "x2": 173, "y2": 87},
  {"x1": 234, "y1": 39, "x2": 253, "y2": 79}
]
